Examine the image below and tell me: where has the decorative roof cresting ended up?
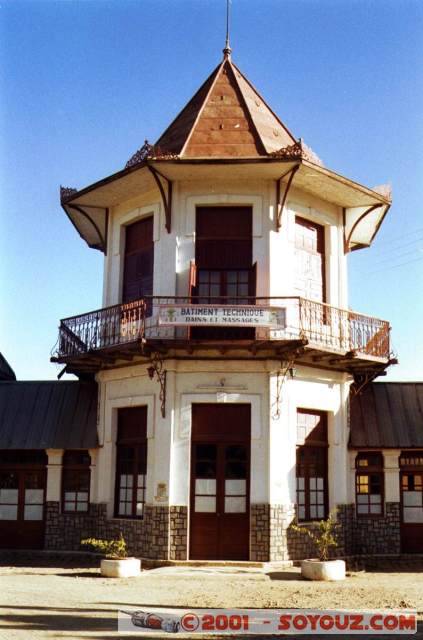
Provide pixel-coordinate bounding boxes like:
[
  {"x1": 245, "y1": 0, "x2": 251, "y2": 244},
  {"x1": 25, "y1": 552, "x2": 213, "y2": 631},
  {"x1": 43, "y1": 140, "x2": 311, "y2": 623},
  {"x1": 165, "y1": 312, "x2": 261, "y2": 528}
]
[
  {"x1": 60, "y1": 186, "x2": 78, "y2": 202},
  {"x1": 125, "y1": 140, "x2": 179, "y2": 169}
]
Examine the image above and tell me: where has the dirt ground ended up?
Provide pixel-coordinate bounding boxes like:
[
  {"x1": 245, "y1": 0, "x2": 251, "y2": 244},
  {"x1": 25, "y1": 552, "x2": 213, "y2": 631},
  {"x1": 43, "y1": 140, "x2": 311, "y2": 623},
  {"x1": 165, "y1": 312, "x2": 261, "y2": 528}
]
[{"x1": 1, "y1": 561, "x2": 422, "y2": 639}]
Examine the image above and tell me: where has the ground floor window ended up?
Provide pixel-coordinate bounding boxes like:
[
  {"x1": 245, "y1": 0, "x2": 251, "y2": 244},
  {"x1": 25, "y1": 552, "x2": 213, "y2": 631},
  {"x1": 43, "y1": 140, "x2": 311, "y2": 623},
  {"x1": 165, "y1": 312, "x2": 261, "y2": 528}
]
[
  {"x1": 62, "y1": 451, "x2": 91, "y2": 513},
  {"x1": 115, "y1": 406, "x2": 147, "y2": 519},
  {"x1": 355, "y1": 452, "x2": 384, "y2": 516},
  {"x1": 296, "y1": 409, "x2": 328, "y2": 521}
]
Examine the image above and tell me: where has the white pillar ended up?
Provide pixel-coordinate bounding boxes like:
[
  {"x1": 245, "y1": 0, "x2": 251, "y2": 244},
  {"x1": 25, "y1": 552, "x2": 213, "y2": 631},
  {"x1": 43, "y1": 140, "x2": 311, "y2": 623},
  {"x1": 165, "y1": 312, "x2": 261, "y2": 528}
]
[
  {"x1": 150, "y1": 369, "x2": 175, "y2": 506},
  {"x1": 88, "y1": 448, "x2": 98, "y2": 503},
  {"x1": 328, "y1": 379, "x2": 350, "y2": 508},
  {"x1": 268, "y1": 372, "x2": 295, "y2": 506},
  {"x1": 46, "y1": 449, "x2": 63, "y2": 502},
  {"x1": 383, "y1": 450, "x2": 401, "y2": 502},
  {"x1": 347, "y1": 450, "x2": 357, "y2": 503}
]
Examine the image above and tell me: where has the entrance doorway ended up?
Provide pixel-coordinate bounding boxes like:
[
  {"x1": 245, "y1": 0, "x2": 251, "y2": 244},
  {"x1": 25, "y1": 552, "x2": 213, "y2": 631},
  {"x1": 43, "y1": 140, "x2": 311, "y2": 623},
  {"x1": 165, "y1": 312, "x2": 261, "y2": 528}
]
[
  {"x1": 0, "y1": 451, "x2": 47, "y2": 549},
  {"x1": 190, "y1": 404, "x2": 250, "y2": 560},
  {"x1": 400, "y1": 451, "x2": 423, "y2": 553}
]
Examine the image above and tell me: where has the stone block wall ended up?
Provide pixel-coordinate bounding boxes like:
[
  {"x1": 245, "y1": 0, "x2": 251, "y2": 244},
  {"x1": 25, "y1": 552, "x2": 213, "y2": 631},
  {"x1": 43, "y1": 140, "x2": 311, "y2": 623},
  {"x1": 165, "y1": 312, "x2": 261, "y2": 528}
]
[
  {"x1": 45, "y1": 502, "x2": 169, "y2": 559},
  {"x1": 143, "y1": 505, "x2": 169, "y2": 559},
  {"x1": 250, "y1": 504, "x2": 270, "y2": 561},
  {"x1": 45, "y1": 502, "x2": 104, "y2": 551},
  {"x1": 269, "y1": 504, "x2": 296, "y2": 561},
  {"x1": 44, "y1": 501, "x2": 402, "y2": 561},
  {"x1": 286, "y1": 506, "x2": 347, "y2": 561},
  {"x1": 343, "y1": 502, "x2": 401, "y2": 555},
  {"x1": 169, "y1": 506, "x2": 188, "y2": 560},
  {"x1": 250, "y1": 503, "x2": 401, "y2": 562}
]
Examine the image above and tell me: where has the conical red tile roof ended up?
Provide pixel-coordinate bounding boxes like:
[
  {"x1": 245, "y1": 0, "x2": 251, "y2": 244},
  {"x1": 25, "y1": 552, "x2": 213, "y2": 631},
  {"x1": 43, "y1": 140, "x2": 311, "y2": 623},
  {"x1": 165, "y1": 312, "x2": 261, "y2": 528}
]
[{"x1": 154, "y1": 58, "x2": 297, "y2": 158}]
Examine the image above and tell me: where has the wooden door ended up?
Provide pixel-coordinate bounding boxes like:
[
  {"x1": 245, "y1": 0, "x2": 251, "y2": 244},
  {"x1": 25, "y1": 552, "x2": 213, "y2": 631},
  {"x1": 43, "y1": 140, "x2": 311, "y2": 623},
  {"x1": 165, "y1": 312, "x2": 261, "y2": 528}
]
[
  {"x1": 193, "y1": 207, "x2": 254, "y2": 340},
  {"x1": 294, "y1": 216, "x2": 326, "y2": 303},
  {"x1": 400, "y1": 470, "x2": 423, "y2": 553},
  {"x1": 190, "y1": 404, "x2": 250, "y2": 560},
  {"x1": 0, "y1": 465, "x2": 46, "y2": 549},
  {"x1": 122, "y1": 217, "x2": 154, "y2": 305}
]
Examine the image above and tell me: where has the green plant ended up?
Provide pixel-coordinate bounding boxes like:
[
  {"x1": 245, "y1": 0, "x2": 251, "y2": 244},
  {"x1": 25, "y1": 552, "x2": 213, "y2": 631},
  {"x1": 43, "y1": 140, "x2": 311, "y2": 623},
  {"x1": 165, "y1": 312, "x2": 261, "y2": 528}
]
[
  {"x1": 290, "y1": 508, "x2": 339, "y2": 561},
  {"x1": 81, "y1": 532, "x2": 127, "y2": 559}
]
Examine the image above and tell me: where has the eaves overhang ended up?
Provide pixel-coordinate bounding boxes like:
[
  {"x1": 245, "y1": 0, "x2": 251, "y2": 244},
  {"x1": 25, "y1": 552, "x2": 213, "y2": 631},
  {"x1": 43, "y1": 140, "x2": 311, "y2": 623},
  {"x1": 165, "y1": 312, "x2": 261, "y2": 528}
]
[{"x1": 60, "y1": 156, "x2": 391, "y2": 255}]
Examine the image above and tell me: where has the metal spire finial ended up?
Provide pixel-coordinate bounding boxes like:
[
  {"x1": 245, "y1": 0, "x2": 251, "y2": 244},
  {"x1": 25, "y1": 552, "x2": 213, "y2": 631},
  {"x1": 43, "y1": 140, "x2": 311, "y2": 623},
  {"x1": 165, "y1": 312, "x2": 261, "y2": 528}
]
[{"x1": 223, "y1": 0, "x2": 232, "y2": 59}]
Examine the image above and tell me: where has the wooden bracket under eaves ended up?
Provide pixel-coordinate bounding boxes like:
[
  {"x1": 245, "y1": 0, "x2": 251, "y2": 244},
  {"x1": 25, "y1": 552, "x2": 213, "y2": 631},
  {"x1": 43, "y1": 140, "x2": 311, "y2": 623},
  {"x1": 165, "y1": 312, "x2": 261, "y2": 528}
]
[
  {"x1": 275, "y1": 165, "x2": 299, "y2": 231},
  {"x1": 148, "y1": 165, "x2": 172, "y2": 233}
]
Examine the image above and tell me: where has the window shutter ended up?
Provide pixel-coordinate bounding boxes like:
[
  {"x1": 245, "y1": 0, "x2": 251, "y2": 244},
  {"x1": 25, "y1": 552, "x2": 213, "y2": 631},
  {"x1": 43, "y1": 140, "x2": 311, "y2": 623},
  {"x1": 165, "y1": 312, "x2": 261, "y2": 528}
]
[
  {"x1": 249, "y1": 262, "x2": 257, "y2": 300},
  {"x1": 122, "y1": 217, "x2": 154, "y2": 304},
  {"x1": 189, "y1": 259, "x2": 197, "y2": 296}
]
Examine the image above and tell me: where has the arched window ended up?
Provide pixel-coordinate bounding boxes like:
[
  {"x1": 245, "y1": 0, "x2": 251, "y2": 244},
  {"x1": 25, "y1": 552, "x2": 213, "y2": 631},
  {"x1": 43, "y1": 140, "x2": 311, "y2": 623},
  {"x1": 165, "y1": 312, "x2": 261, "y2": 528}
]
[
  {"x1": 355, "y1": 452, "x2": 383, "y2": 516},
  {"x1": 62, "y1": 451, "x2": 91, "y2": 513}
]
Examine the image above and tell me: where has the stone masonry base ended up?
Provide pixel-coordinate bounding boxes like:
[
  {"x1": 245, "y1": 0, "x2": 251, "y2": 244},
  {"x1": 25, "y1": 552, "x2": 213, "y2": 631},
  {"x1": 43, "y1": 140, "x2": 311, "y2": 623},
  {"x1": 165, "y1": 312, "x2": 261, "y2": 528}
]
[
  {"x1": 45, "y1": 502, "x2": 169, "y2": 559},
  {"x1": 44, "y1": 501, "x2": 402, "y2": 561}
]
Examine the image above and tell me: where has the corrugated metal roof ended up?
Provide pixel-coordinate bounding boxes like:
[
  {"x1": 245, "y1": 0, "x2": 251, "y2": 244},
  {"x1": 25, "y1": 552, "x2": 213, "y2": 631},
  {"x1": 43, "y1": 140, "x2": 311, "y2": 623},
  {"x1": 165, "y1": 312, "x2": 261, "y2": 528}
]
[
  {"x1": 0, "y1": 381, "x2": 98, "y2": 449},
  {"x1": 350, "y1": 382, "x2": 423, "y2": 449},
  {"x1": 0, "y1": 353, "x2": 16, "y2": 381}
]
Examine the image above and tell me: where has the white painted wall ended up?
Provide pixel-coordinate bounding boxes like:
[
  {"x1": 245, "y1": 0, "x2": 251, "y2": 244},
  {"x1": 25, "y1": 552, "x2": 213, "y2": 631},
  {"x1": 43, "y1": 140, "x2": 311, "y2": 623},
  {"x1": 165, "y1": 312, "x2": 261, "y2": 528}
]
[
  {"x1": 93, "y1": 363, "x2": 350, "y2": 521},
  {"x1": 90, "y1": 172, "x2": 352, "y2": 522},
  {"x1": 101, "y1": 178, "x2": 348, "y2": 310}
]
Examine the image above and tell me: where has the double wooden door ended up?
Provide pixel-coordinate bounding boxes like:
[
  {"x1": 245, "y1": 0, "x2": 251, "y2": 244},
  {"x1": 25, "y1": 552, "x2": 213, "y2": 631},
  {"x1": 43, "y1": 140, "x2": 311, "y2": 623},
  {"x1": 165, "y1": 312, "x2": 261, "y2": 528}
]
[
  {"x1": 190, "y1": 404, "x2": 250, "y2": 560},
  {"x1": 400, "y1": 470, "x2": 423, "y2": 553},
  {"x1": 191, "y1": 206, "x2": 255, "y2": 341},
  {"x1": 0, "y1": 466, "x2": 46, "y2": 549}
]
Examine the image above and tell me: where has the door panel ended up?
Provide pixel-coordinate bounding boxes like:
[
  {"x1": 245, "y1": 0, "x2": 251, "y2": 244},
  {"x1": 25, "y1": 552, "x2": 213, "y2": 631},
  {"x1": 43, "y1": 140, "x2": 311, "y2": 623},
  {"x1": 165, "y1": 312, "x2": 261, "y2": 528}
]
[
  {"x1": 294, "y1": 216, "x2": 325, "y2": 303},
  {"x1": 401, "y1": 472, "x2": 423, "y2": 552},
  {"x1": 190, "y1": 443, "x2": 219, "y2": 560},
  {"x1": 0, "y1": 467, "x2": 46, "y2": 549},
  {"x1": 122, "y1": 217, "x2": 154, "y2": 305},
  {"x1": 190, "y1": 404, "x2": 250, "y2": 560},
  {"x1": 193, "y1": 207, "x2": 254, "y2": 341}
]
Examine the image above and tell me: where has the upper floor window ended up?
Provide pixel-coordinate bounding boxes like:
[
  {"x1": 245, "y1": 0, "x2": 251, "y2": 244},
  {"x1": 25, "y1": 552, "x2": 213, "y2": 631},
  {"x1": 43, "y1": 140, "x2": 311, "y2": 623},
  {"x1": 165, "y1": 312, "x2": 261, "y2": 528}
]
[
  {"x1": 122, "y1": 217, "x2": 154, "y2": 305},
  {"x1": 62, "y1": 450, "x2": 91, "y2": 513},
  {"x1": 355, "y1": 452, "x2": 383, "y2": 517},
  {"x1": 115, "y1": 407, "x2": 147, "y2": 519},
  {"x1": 296, "y1": 409, "x2": 328, "y2": 521},
  {"x1": 191, "y1": 206, "x2": 255, "y2": 340},
  {"x1": 294, "y1": 216, "x2": 326, "y2": 303}
]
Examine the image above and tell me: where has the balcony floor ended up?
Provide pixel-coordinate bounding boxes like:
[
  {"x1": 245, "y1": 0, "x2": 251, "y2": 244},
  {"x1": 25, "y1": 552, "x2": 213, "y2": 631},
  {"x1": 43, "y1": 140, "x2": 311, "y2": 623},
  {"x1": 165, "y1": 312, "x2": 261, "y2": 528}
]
[{"x1": 51, "y1": 335, "x2": 395, "y2": 382}]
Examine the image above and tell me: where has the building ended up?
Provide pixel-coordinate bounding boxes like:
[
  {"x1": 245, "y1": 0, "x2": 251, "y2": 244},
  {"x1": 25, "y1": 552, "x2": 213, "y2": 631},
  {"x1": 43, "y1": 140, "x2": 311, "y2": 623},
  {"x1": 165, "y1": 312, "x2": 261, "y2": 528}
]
[{"x1": 1, "y1": 45, "x2": 422, "y2": 559}]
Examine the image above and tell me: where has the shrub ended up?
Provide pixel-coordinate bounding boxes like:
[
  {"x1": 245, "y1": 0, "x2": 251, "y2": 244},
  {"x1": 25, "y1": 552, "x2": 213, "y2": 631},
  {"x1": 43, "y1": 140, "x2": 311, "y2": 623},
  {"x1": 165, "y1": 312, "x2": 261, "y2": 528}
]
[
  {"x1": 81, "y1": 532, "x2": 127, "y2": 559},
  {"x1": 290, "y1": 508, "x2": 339, "y2": 561}
]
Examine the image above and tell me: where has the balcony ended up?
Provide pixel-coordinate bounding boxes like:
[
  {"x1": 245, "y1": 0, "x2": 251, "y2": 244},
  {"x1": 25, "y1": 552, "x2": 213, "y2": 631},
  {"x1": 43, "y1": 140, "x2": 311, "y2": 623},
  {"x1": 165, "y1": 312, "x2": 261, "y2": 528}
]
[{"x1": 52, "y1": 297, "x2": 392, "y2": 377}]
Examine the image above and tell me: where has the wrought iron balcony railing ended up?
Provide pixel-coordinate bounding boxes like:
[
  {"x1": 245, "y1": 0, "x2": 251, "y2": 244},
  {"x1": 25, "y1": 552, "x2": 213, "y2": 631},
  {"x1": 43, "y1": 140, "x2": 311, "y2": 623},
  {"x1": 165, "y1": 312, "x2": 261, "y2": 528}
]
[{"x1": 56, "y1": 296, "x2": 390, "y2": 361}]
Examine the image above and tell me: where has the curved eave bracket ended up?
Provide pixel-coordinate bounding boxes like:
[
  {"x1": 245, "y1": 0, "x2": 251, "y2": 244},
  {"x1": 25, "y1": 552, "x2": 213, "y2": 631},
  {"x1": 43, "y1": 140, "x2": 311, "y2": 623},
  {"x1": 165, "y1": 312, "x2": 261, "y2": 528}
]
[
  {"x1": 344, "y1": 202, "x2": 390, "y2": 253},
  {"x1": 275, "y1": 164, "x2": 300, "y2": 231},
  {"x1": 62, "y1": 202, "x2": 108, "y2": 254},
  {"x1": 148, "y1": 165, "x2": 172, "y2": 233}
]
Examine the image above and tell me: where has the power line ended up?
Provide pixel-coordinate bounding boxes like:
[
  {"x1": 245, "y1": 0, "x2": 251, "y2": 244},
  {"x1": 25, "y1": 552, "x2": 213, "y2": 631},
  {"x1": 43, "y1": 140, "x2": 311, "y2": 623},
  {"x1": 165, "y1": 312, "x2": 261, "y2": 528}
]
[
  {"x1": 371, "y1": 228, "x2": 423, "y2": 250},
  {"x1": 363, "y1": 254, "x2": 423, "y2": 276},
  {"x1": 364, "y1": 246, "x2": 423, "y2": 268},
  {"x1": 370, "y1": 236, "x2": 423, "y2": 257}
]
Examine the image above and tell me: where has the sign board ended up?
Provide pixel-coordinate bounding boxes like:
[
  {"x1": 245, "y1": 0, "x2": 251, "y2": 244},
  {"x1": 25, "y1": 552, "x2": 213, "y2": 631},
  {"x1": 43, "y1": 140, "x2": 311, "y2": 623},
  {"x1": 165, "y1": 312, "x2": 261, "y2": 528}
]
[{"x1": 158, "y1": 304, "x2": 286, "y2": 329}]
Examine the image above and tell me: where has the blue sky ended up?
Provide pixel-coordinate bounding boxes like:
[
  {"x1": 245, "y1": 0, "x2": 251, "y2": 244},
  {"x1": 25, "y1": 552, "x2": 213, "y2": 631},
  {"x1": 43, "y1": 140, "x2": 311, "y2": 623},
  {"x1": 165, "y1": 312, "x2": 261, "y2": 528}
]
[{"x1": 1, "y1": 0, "x2": 422, "y2": 381}]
